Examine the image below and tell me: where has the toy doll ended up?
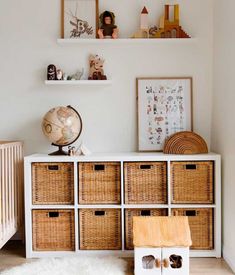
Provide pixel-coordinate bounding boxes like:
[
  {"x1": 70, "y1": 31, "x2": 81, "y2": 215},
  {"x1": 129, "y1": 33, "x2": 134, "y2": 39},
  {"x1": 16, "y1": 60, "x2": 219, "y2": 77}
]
[{"x1": 98, "y1": 11, "x2": 118, "y2": 39}]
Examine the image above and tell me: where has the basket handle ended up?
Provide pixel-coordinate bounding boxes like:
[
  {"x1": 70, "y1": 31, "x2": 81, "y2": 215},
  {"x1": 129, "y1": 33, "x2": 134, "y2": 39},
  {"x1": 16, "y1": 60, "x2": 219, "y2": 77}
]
[
  {"x1": 48, "y1": 165, "x2": 59, "y2": 171},
  {"x1": 140, "y1": 164, "x2": 152, "y2": 170},
  {"x1": 95, "y1": 210, "x2": 105, "y2": 216},
  {"x1": 185, "y1": 210, "x2": 197, "y2": 216},
  {"x1": 94, "y1": 164, "x2": 105, "y2": 171},
  {"x1": 185, "y1": 164, "x2": 197, "y2": 170},
  {"x1": 141, "y1": 210, "x2": 151, "y2": 216},
  {"x1": 48, "y1": 212, "x2": 59, "y2": 218}
]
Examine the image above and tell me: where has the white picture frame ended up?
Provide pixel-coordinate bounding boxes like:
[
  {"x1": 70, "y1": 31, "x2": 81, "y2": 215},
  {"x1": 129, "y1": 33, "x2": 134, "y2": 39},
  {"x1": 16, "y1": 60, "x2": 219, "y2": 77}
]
[{"x1": 137, "y1": 77, "x2": 193, "y2": 152}]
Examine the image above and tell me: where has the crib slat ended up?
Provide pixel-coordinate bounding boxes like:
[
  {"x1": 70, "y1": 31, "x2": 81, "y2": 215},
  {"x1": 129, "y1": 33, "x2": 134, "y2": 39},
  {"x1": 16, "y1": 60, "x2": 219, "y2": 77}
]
[
  {"x1": 0, "y1": 150, "x2": 3, "y2": 243},
  {"x1": 0, "y1": 141, "x2": 23, "y2": 249}
]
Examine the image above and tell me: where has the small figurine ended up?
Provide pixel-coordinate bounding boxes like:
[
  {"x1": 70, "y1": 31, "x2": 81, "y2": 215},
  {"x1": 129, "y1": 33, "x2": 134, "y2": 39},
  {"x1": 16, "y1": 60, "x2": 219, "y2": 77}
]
[
  {"x1": 63, "y1": 73, "x2": 68, "y2": 81},
  {"x1": 47, "y1": 64, "x2": 57, "y2": 80},
  {"x1": 68, "y1": 68, "x2": 84, "y2": 81},
  {"x1": 98, "y1": 11, "x2": 118, "y2": 39},
  {"x1": 88, "y1": 54, "x2": 107, "y2": 80},
  {"x1": 68, "y1": 146, "x2": 76, "y2": 156},
  {"x1": 56, "y1": 69, "x2": 63, "y2": 80},
  {"x1": 75, "y1": 143, "x2": 91, "y2": 156}
]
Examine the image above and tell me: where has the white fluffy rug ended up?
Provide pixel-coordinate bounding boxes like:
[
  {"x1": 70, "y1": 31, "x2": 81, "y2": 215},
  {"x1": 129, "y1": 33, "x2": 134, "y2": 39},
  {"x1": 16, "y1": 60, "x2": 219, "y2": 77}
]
[{"x1": 0, "y1": 256, "x2": 127, "y2": 275}]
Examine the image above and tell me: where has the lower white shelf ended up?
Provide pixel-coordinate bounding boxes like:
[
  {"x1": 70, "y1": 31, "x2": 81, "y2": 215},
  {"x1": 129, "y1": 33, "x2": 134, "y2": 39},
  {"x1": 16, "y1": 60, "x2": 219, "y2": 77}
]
[{"x1": 45, "y1": 80, "x2": 112, "y2": 86}]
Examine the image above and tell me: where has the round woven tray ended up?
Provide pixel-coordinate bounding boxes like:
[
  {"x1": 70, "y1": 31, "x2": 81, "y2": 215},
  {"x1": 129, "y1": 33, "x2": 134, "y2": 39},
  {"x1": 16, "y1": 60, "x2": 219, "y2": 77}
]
[{"x1": 163, "y1": 131, "x2": 208, "y2": 154}]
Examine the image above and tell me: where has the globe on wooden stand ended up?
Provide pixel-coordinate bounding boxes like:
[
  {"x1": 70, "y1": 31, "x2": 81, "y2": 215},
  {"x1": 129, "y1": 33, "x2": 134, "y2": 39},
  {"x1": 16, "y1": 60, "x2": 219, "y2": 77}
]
[{"x1": 42, "y1": 105, "x2": 83, "y2": 155}]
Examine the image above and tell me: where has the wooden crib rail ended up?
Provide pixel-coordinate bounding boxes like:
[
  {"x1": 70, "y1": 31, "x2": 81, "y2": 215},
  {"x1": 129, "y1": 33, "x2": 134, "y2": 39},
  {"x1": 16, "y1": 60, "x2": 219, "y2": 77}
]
[{"x1": 0, "y1": 141, "x2": 24, "y2": 249}]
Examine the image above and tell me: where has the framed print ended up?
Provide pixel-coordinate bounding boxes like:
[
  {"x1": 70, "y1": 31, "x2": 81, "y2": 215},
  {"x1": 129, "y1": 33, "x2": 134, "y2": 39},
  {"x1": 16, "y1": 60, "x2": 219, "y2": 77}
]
[
  {"x1": 137, "y1": 77, "x2": 193, "y2": 152},
  {"x1": 61, "y1": 0, "x2": 99, "y2": 39}
]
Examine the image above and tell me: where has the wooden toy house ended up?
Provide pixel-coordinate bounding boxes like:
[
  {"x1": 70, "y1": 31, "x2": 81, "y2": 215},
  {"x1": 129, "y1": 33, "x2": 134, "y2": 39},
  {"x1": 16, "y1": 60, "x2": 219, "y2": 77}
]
[
  {"x1": 152, "y1": 4, "x2": 190, "y2": 38},
  {"x1": 133, "y1": 216, "x2": 192, "y2": 275}
]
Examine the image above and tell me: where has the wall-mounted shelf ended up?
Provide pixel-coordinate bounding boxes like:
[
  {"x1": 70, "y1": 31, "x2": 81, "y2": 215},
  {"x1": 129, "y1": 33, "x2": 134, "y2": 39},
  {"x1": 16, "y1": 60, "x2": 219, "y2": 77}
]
[
  {"x1": 57, "y1": 38, "x2": 196, "y2": 45},
  {"x1": 45, "y1": 80, "x2": 112, "y2": 86}
]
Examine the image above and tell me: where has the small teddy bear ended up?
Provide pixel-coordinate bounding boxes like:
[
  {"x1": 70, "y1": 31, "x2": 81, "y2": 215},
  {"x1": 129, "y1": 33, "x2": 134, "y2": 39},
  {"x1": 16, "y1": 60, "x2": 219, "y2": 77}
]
[{"x1": 88, "y1": 54, "x2": 107, "y2": 80}]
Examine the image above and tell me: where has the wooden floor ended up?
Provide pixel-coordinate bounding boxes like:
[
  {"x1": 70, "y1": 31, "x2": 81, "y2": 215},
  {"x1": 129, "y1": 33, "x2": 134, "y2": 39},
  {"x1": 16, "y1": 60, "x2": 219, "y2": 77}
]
[{"x1": 0, "y1": 241, "x2": 234, "y2": 274}]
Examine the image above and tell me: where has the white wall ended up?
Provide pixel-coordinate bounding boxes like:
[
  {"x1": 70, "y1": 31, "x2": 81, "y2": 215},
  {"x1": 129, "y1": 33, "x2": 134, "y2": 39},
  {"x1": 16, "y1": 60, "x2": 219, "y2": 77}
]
[
  {"x1": 0, "y1": 0, "x2": 213, "y2": 155},
  {"x1": 212, "y1": 0, "x2": 235, "y2": 272}
]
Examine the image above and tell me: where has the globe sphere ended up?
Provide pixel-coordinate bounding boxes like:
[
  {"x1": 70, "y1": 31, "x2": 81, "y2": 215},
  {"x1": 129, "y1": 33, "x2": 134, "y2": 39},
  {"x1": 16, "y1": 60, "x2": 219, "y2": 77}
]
[{"x1": 42, "y1": 106, "x2": 82, "y2": 147}]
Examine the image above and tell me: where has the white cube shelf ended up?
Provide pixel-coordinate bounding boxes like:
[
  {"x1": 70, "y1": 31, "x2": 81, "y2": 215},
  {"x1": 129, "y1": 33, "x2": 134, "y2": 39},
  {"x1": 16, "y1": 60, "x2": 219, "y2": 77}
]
[{"x1": 24, "y1": 152, "x2": 221, "y2": 258}]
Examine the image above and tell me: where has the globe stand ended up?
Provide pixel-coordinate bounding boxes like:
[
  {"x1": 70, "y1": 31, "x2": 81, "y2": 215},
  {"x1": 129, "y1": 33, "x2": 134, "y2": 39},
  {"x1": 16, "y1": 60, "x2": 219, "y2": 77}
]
[{"x1": 49, "y1": 144, "x2": 68, "y2": 156}]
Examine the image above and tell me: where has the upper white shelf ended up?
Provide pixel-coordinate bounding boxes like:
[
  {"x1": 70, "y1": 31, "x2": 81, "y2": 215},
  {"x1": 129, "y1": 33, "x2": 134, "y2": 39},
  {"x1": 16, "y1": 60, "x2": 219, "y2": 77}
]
[
  {"x1": 45, "y1": 80, "x2": 112, "y2": 86},
  {"x1": 57, "y1": 38, "x2": 196, "y2": 45}
]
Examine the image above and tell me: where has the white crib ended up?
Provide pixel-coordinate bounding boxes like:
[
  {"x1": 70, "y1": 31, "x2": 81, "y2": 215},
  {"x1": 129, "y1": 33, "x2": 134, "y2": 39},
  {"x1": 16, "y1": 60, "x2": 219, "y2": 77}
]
[{"x1": 0, "y1": 141, "x2": 24, "y2": 249}]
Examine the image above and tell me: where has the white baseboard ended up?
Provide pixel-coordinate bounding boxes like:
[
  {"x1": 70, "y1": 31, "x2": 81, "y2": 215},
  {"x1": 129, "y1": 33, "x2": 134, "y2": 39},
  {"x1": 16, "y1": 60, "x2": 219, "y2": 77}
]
[{"x1": 223, "y1": 249, "x2": 235, "y2": 273}]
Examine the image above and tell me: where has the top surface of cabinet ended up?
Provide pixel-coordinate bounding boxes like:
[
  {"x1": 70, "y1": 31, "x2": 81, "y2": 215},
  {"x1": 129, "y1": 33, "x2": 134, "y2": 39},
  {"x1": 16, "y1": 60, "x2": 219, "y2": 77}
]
[{"x1": 25, "y1": 152, "x2": 220, "y2": 162}]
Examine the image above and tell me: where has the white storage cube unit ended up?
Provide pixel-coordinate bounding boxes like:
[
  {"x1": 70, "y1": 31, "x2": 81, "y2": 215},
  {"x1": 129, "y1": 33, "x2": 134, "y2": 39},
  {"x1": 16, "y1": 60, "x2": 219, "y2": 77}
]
[
  {"x1": 24, "y1": 152, "x2": 221, "y2": 258},
  {"x1": 133, "y1": 217, "x2": 191, "y2": 275},
  {"x1": 135, "y1": 247, "x2": 189, "y2": 275}
]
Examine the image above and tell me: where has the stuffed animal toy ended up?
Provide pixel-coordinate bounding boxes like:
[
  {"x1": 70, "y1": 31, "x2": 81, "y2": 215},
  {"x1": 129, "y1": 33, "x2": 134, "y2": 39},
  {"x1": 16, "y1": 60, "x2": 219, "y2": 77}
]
[{"x1": 88, "y1": 54, "x2": 107, "y2": 80}]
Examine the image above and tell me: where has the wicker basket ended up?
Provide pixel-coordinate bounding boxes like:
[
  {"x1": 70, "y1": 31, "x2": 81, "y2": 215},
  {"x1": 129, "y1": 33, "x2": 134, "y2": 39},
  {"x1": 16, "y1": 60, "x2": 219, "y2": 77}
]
[
  {"x1": 32, "y1": 209, "x2": 75, "y2": 251},
  {"x1": 172, "y1": 208, "x2": 213, "y2": 250},
  {"x1": 125, "y1": 208, "x2": 168, "y2": 250},
  {"x1": 79, "y1": 162, "x2": 121, "y2": 204},
  {"x1": 124, "y1": 162, "x2": 167, "y2": 204},
  {"x1": 171, "y1": 161, "x2": 214, "y2": 204},
  {"x1": 32, "y1": 162, "x2": 74, "y2": 205},
  {"x1": 79, "y1": 209, "x2": 121, "y2": 250}
]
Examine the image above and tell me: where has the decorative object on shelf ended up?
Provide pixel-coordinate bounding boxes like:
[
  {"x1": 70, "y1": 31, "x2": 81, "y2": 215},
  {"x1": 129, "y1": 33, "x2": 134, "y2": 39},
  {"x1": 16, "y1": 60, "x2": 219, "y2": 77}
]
[
  {"x1": 98, "y1": 11, "x2": 118, "y2": 39},
  {"x1": 150, "y1": 4, "x2": 190, "y2": 38},
  {"x1": 63, "y1": 73, "x2": 68, "y2": 80},
  {"x1": 137, "y1": 77, "x2": 192, "y2": 151},
  {"x1": 149, "y1": 25, "x2": 158, "y2": 37},
  {"x1": 67, "y1": 68, "x2": 84, "y2": 80},
  {"x1": 133, "y1": 216, "x2": 191, "y2": 275},
  {"x1": 68, "y1": 146, "x2": 76, "y2": 156},
  {"x1": 56, "y1": 69, "x2": 63, "y2": 80},
  {"x1": 76, "y1": 142, "x2": 91, "y2": 156},
  {"x1": 61, "y1": 0, "x2": 99, "y2": 39},
  {"x1": 163, "y1": 131, "x2": 208, "y2": 154},
  {"x1": 47, "y1": 65, "x2": 84, "y2": 81},
  {"x1": 42, "y1": 105, "x2": 83, "y2": 155},
  {"x1": 132, "y1": 7, "x2": 150, "y2": 39},
  {"x1": 47, "y1": 64, "x2": 57, "y2": 80},
  {"x1": 88, "y1": 54, "x2": 107, "y2": 80}
]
